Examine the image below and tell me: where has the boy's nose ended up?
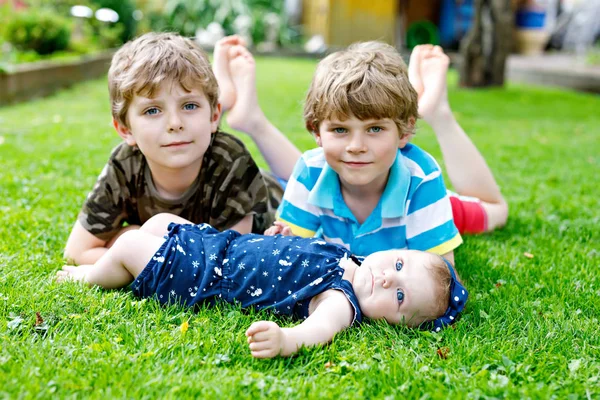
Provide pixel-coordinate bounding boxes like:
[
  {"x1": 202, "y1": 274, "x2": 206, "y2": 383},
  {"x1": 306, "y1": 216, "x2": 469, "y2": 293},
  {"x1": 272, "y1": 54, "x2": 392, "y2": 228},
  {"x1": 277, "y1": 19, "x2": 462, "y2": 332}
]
[
  {"x1": 346, "y1": 133, "x2": 367, "y2": 153},
  {"x1": 167, "y1": 114, "x2": 184, "y2": 132}
]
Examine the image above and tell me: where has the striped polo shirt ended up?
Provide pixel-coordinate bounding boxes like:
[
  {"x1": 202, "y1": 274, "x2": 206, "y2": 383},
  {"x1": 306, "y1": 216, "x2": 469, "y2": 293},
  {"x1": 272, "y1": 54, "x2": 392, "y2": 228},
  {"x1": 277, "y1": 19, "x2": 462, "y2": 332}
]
[{"x1": 276, "y1": 144, "x2": 462, "y2": 257}]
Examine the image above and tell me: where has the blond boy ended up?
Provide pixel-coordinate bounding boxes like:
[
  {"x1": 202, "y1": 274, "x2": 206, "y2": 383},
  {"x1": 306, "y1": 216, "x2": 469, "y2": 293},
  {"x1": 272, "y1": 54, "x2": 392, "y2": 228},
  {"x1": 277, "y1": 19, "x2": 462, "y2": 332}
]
[
  {"x1": 64, "y1": 33, "x2": 299, "y2": 265},
  {"x1": 275, "y1": 42, "x2": 463, "y2": 263}
]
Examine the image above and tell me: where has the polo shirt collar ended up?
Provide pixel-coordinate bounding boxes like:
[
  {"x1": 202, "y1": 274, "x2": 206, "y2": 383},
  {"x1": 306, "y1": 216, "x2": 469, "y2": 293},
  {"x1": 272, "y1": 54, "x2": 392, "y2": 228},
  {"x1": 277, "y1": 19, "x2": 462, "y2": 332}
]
[
  {"x1": 381, "y1": 150, "x2": 411, "y2": 218},
  {"x1": 308, "y1": 163, "x2": 338, "y2": 210}
]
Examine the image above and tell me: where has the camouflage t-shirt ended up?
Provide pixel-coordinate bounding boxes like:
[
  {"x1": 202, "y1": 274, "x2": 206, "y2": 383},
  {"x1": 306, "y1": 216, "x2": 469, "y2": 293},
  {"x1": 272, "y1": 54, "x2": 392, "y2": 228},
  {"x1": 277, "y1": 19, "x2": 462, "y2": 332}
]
[{"x1": 78, "y1": 131, "x2": 280, "y2": 241}]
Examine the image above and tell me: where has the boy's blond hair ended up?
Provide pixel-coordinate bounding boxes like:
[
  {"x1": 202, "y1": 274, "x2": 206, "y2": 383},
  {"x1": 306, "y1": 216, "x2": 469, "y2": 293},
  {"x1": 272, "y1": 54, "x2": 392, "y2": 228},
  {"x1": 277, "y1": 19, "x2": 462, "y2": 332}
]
[
  {"x1": 304, "y1": 41, "x2": 419, "y2": 136},
  {"x1": 108, "y1": 32, "x2": 219, "y2": 128}
]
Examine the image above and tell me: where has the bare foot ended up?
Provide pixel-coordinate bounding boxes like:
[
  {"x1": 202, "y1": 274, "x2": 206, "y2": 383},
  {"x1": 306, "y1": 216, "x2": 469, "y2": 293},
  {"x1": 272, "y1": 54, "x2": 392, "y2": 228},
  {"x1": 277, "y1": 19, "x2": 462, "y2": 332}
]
[
  {"x1": 226, "y1": 45, "x2": 266, "y2": 136},
  {"x1": 408, "y1": 44, "x2": 433, "y2": 100},
  {"x1": 213, "y1": 35, "x2": 247, "y2": 111},
  {"x1": 415, "y1": 45, "x2": 451, "y2": 123},
  {"x1": 56, "y1": 265, "x2": 91, "y2": 284}
]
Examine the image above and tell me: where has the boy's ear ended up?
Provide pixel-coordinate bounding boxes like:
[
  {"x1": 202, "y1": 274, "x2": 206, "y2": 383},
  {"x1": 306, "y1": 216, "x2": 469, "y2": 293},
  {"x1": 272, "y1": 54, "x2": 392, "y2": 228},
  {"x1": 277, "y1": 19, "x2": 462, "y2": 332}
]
[
  {"x1": 113, "y1": 118, "x2": 136, "y2": 146},
  {"x1": 398, "y1": 132, "x2": 414, "y2": 148},
  {"x1": 313, "y1": 130, "x2": 323, "y2": 147},
  {"x1": 308, "y1": 121, "x2": 323, "y2": 146},
  {"x1": 210, "y1": 103, "x2": 222, "y2": 133},
  {"x1": 398, "y1": 117, "x2": 416, "y2": 148}
]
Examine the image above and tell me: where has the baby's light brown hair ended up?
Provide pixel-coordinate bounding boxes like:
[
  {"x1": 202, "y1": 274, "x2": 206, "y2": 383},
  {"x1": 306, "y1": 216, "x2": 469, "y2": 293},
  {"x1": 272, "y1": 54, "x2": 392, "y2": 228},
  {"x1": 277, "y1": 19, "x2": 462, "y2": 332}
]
[
  {"x1": 425, "y1": 254, "x2": 458, "y2": 323},
  {"x1": 108, "y1": 32, "x2": 219, "y2": 128},
  {"x1": 303, "y1": 41, "x2": 419, "y2": 136}
]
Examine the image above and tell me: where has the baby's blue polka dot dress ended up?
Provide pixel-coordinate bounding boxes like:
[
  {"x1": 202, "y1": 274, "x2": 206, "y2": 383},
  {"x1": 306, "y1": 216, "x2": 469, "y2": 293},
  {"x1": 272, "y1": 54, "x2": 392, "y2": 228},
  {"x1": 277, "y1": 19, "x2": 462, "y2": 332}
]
[{"x1": 132, "y1": 223, "x2": 362, "y2": 324}]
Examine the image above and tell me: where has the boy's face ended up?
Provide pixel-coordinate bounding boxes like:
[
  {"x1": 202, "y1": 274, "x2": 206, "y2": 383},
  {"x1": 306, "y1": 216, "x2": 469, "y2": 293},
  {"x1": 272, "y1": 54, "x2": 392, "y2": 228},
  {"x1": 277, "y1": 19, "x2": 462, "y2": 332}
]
[
  {"x1": 352, "y1": 250, "x2": 440, "y2": 326},
  {"x1": 114, "y1": 83, "x2": 220, "y2": 175},
  {"x1": 315, "y1": 115, "x2": 401, "y2": 193}
]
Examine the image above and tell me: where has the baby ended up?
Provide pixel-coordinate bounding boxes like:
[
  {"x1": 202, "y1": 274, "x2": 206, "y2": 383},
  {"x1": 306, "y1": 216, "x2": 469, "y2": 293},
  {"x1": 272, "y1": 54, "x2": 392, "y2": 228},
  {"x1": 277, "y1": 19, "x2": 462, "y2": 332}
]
[{"x1": 57, "y1": 213, "x2": 467, "y2": 359}]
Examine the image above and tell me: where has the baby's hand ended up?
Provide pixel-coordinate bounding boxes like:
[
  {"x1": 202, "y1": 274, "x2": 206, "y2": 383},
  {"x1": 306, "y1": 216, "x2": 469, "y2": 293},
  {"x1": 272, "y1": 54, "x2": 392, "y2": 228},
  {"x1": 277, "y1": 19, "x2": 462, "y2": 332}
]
[
  {"x1": 245, "y1": 321, "x2": 284, "y2": 358},
  {"x1": 263, "y1": 221, "x2": 292, "y2": 236}
]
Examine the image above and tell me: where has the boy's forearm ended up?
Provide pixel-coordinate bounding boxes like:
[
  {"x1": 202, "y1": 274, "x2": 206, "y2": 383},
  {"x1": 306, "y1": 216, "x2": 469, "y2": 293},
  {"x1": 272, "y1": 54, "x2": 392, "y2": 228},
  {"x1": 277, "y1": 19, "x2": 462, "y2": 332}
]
[
  {"x1": 64, "y1": 221, "x2": 110, "y2": 265},
  {"x1": 64, "y1": 247, "x2": 108, "y2": 266},
  {"x1": 426, "y1": 106, "x2": 456, "y2": 134}
]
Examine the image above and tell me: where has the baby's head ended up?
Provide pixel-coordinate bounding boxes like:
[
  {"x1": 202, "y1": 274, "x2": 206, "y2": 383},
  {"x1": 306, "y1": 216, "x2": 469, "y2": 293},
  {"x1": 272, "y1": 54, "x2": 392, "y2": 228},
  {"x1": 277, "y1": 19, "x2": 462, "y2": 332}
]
[
  {"x1": 303, "y1": 41, "x2": 419, "y2": 140},
  {"x1": 108, "y1": 32, "x2": 219, "y2": 129},
  {"x1": 352, "y1": 250, "x2": 467, "y2": 330}
]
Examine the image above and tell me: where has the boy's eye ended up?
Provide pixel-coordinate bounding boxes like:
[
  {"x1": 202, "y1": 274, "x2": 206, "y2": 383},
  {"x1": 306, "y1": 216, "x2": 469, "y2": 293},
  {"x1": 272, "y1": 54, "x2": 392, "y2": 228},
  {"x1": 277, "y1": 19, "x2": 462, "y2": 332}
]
[
  {"x1": 395, "y1": 260, "x2": 403, "y2": 271},
  {"x1": 369, "y1": 126, "x2": 383, "y2": 133},
  {"x1": 397, "y1": 289, "x2": 404, "y2": 304},
  {"x1": 144, "y1": 107, "x2": 159, "y2": 116},
  {"x1": 183, "y1": 103, "x2": 198, "y2": 111},
  {"x1": 333, "y1": 127, "x2": 347, "y2": 134}
]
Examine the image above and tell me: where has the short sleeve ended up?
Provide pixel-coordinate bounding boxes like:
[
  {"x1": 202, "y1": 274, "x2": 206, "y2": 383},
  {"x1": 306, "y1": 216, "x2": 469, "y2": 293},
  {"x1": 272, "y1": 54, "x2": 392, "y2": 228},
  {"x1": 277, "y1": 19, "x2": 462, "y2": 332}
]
[
  {"x1": 404, "y1": 170, "x2": 462, "y2": 254},
  {"x1": 78, "y1": 161, "x2": 129, "y2": 241},
  {"x1": 276, "y1": 156, "x2": 321, "y2": 237}
]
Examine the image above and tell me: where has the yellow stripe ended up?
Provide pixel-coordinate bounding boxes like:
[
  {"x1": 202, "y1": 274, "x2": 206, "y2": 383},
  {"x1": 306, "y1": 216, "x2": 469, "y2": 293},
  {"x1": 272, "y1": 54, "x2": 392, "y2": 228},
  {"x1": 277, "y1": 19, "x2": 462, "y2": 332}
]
[
  {"x1": 427, "y1": 233, "x2": 463, "y2": 255},
  {"x1": 277, "y1": 218, "x2": 316, "y2": 238}
]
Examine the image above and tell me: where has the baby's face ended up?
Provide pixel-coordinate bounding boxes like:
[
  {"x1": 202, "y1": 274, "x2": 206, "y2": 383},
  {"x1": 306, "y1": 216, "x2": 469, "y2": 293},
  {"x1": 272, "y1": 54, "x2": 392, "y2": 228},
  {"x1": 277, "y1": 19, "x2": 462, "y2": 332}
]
[{"x1": 352, "y1": 250, "x2": 440, "y2": 326}]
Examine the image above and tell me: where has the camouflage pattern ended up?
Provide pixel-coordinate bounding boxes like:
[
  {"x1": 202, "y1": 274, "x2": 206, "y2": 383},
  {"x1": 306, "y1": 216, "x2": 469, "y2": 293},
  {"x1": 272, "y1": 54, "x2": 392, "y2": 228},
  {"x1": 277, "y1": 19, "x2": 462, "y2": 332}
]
[
  {"x1": 253, "y1": 169, "x2": 284, "y2": 234},
  {"x1": 79, "y1": 131, "x2": 282, "y2": 241}
]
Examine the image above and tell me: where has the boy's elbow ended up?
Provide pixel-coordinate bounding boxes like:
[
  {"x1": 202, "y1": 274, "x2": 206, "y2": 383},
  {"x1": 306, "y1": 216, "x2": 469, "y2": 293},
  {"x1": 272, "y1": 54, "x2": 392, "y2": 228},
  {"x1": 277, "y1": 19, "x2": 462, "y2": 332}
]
[
  {"x1": 63, "y1": 246, "x2": 82, "y2": 265},
  {"x1": 63, "y1": 243, "x2": 105, "y2": 265},
  {"x1": 63, "y1": 248, "x2": 73, "y2": 263}
]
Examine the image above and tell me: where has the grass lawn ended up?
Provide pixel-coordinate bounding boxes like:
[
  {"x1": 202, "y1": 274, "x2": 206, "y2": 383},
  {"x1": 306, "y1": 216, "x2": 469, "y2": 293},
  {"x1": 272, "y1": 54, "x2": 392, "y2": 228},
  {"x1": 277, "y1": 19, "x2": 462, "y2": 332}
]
[{"x1": 0, "y1": 56, "x2": 599, "y2": 398}]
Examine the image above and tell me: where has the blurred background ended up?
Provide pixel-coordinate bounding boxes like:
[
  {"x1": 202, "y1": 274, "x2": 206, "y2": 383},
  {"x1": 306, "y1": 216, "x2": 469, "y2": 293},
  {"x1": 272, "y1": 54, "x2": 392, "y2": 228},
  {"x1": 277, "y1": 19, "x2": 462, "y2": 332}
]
[{"x1": 1, "y1": 0, "x2": 599, "y2": 103}]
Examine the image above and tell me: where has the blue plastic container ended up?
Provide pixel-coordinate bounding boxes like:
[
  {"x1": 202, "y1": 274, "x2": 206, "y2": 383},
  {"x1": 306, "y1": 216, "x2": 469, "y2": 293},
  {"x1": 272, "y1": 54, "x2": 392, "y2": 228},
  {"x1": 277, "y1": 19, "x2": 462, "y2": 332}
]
[
  {"x1": 515, "y1": 10, "x2": 546, "y2": 29},
  {"x1": 439, "y1": 0, "x2": 474, "y2": 48}
]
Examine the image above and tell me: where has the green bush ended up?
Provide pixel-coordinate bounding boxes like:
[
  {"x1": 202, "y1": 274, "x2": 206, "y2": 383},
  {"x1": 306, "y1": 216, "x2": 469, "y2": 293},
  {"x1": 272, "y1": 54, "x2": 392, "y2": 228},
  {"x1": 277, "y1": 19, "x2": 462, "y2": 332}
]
[
  {"x1": 5, "y1": 10, "x2": 71, "y2": 55},
  {"x1": 153, "y1": 0, "x2": 301, "y2": 46},
  {"x1": 89, "y1": 0, "x2": 137, "y2": 43}
]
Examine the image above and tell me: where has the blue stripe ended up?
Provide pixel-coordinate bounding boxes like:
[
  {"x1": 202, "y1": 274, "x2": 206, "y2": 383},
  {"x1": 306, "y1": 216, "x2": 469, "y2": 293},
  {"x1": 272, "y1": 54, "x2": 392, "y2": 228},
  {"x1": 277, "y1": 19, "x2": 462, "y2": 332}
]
[
  {"x1": 407, "y1": 174, "x2": 449, "y2": 213},
  {"x1": 320, "y1": 216, "x2": 355, "y2": 243},
  {"x1": 294, "y1": 167, "x2": 326, "y2": 192},
  {"x1": 402, "y1": 143, "x2": 440, "y2": 175},
  {"x1": 407, "y1": 219, "x2": 459, "y2": 252},
  {"x1": 352, "y1": 225, "x2": 408, "y2": 257},
  {"x1": 278, "y1": 199, "x2": 320, "y2": 231}
]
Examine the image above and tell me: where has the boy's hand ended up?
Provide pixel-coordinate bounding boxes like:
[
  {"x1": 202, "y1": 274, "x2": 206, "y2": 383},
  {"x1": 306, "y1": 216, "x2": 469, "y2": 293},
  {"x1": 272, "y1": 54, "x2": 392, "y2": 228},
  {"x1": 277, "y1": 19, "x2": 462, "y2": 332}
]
[
  {"x1": 246, "y1": 321, "x2": 285, "y2": 358},
  {"x1": 264, "y1": 221, "x2": 292, "y2": 236}
]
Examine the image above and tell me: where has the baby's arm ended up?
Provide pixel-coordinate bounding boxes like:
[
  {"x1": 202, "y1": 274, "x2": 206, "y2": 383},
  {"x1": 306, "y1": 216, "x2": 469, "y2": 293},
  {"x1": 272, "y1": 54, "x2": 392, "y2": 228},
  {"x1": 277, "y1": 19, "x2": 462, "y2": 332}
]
[{"x1": 245, "y1": 290, "x2": 354, "y2": 358}]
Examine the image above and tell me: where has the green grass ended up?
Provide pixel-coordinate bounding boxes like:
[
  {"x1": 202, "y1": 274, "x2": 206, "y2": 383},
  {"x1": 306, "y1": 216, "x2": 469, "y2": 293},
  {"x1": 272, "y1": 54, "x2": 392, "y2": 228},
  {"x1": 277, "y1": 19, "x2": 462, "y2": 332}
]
[{"x1": 1, "y1": 56, "x2": 599, "y2": 398}]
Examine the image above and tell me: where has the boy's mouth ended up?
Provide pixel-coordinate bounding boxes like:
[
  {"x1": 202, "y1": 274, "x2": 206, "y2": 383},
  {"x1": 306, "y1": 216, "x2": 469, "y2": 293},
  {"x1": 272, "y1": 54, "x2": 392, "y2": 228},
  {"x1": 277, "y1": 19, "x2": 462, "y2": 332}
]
[
  {"x1": 343, "y1": 161, "x2": 371, "y2": 168},
  {"x1": 162, "y1": 141, "x2": 192, "y2": 148}
]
